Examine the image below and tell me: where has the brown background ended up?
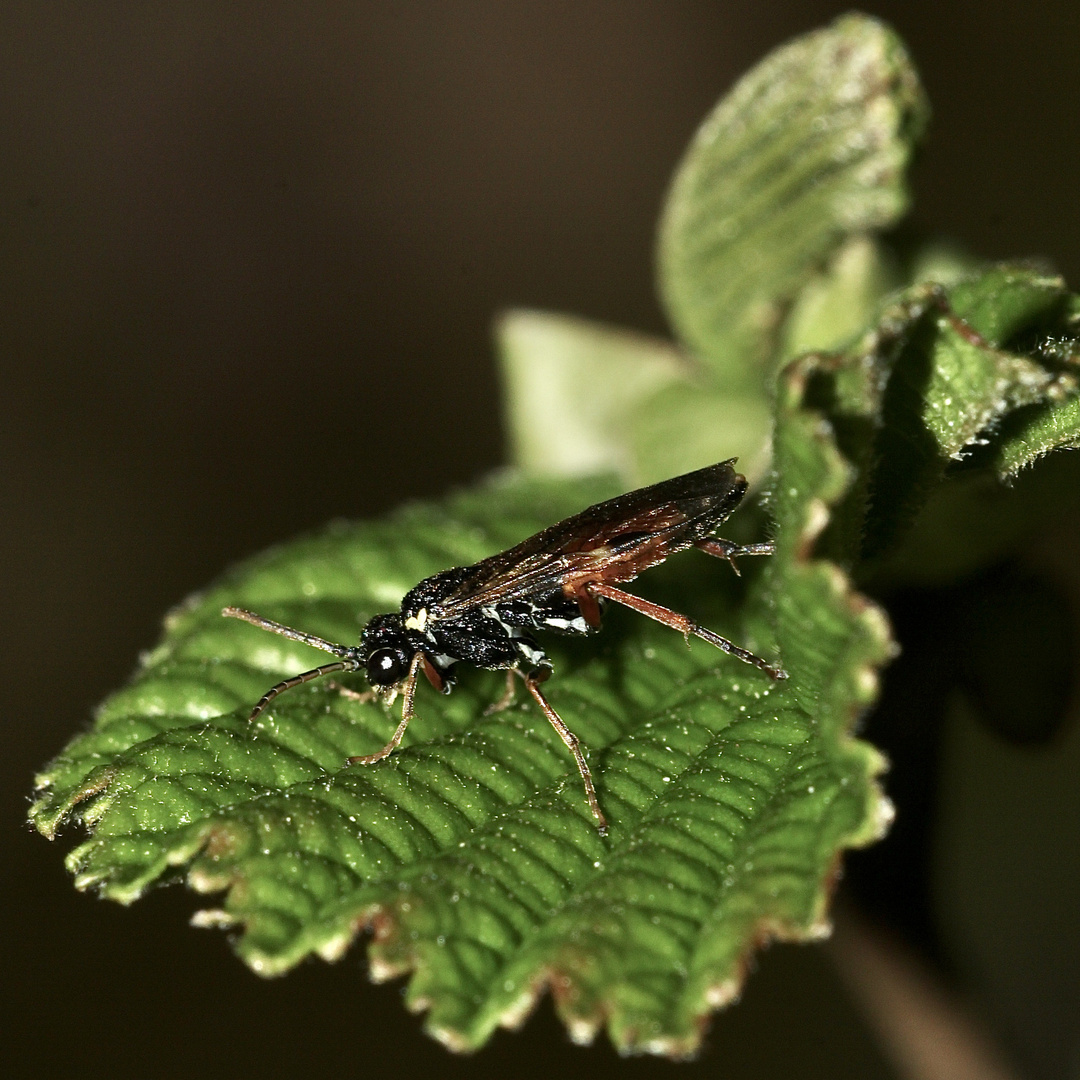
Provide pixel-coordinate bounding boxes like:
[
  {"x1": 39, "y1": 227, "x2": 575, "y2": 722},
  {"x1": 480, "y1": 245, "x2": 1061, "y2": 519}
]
[{"x1": 3, "y1": 3, "x2": 1078, "y2": 1078}]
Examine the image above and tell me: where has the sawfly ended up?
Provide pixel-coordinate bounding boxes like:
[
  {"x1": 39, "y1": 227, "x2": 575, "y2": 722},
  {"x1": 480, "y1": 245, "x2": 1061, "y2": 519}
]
[{"x1": 225, "y1": 460, "x2": 785, "y2": 833}]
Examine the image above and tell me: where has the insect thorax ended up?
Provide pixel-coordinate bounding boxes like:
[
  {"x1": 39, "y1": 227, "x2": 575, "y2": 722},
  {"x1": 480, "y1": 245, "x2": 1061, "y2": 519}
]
[{"x1": 395, "y1": 567, "x2": 606, "y2": 676}]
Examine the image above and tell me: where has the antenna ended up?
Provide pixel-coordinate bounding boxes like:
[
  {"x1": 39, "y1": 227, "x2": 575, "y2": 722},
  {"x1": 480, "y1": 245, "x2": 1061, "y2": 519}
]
[{"x1": 222, "y1": 607, "x2": 363, "y2": 720}]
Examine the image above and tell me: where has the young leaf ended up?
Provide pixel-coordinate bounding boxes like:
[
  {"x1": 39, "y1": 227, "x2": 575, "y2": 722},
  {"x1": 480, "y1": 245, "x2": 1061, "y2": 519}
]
[
  {"x1": 779, "y1": 235, "x2": 902, "y2": 362},
  {"x1": 497, "y1": 310, "x2": 689, "y2": 480},
  {"x1": 497, "y1": 309, "x2": 773, "y2": 486},
  {"x1": 657, "y1": 13, "x2": 927, "y2": 386},
  {"x1": 496, "y1": 308, "x2": 777, "y2": 486},
  {"x1": 793, "y1": 265, "x2": 1080, "y2": 581}
]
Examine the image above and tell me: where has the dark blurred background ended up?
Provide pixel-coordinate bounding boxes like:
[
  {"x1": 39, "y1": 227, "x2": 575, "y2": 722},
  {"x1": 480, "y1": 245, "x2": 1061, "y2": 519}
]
[{"x1": 4, "y1": 3, "x2": 1079, "y2": 1078}]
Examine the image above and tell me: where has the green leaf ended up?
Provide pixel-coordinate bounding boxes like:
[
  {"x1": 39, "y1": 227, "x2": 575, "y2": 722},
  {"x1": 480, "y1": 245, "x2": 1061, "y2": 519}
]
[
  {"x1": 984, "y1": 289, "x2": 1080, "y2": 476},
  {"x1": 32, "y1": 396, "x2": 892, "y2": 1054},
  {"x1": 498, "y1": 309, "x2": 774, "y2": 487},
  {"x1": 993, "y1": 396, "x2": 1080, "y2": 476},
  {"x1": 779, "y1": 235, "x2": 902, "y2": 362},
  {"x1": 623, "y1": 382, "x2": 773, "y2": 487},
  {"x1": 792, "y1": 264, "x2": 1080, "y2": 584},
  {"x1": 657, "y1": 13, "x2": 927, "y2": 386},
  {"x1": 947, "y1": 262, "x2": 1067, "y2": 347},
  {"x1": 498, "y1": 310, "x2": 688, "y2": 480}
]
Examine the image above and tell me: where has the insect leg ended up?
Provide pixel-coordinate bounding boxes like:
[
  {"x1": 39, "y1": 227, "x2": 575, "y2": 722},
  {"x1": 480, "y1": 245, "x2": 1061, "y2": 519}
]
[
  {"x1": 574, "y1": 588, "x2": 603, "y2": 628},
  {"x1": 420, "y1": 655, "x2": 447, "y2": 693},
  {"x1": 245, "y1": 660, "x2": 363, "y2": 722},
  {"x1": 348, "y1": 651, "x2": 425, "y2": 765},
  {"x1": 483, "y1": 669, "x2": 518, "y2": 716},
  {"x1": 695, "y1": 538, "x2": 775, "y2": 576},
  {"x1": 523, "y1": 673, "x2": 608, "y2": 835},
  {"x1": 324, "y1": 680, "x2": 377, "y2": 705},
  {"x1": 587, "y1": 581, "x2": 787, "y2": 680}
]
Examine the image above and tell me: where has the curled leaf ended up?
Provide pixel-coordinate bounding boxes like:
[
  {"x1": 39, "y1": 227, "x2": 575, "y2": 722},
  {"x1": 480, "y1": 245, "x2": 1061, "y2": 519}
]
[{"x1": 657, "y1": 13, "x2": 927, "y2": 384}]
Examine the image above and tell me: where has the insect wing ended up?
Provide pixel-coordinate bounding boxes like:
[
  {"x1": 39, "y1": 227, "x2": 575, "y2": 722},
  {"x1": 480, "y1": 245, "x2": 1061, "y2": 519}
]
[{"x1": 431, "y1": 461, "x2": 747, "y2": 616}]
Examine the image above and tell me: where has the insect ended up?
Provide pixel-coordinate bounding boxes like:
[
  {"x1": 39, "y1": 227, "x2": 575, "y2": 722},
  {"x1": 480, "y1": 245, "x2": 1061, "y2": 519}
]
[{"x1": 224, "y1": 460, "x2": 785, "y2": 834}]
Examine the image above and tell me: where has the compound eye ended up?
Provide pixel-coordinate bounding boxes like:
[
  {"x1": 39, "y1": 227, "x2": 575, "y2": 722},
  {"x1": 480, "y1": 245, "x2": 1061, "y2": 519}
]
[{"x1": 366, "y1": 647, "x2": 408, "y2": 687}]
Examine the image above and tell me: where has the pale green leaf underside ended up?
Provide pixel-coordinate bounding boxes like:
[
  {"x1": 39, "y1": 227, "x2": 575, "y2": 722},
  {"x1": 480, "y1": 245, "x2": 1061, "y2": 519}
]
[
  {"x1": 497, "y1": 309, "x2": 775, "y2": 488},
  {"x1": 657, "y1": 13, "x2": 927, "y2": 385},
  {"x1": 497, "y1": 310, "x2": 688, "y2": 481}
]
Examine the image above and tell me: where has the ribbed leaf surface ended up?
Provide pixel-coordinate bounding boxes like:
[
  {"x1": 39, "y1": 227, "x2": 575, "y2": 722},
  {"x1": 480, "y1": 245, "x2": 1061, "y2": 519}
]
[
  {"x1": 657, "y1": 14, "x2": 927, "y2": 383},
  {"x1": 32, "y1": 390, "x2": 893, "y2": 1054},
  {"x1": 801, "y1": 267, "x2": 1080, "y2": 577}
]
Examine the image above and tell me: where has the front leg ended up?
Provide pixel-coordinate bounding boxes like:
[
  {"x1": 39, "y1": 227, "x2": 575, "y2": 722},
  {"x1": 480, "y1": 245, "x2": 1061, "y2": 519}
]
[
  {"x1": 325, "y1": 679, "x2": 376, "y2": 705},
  {"x1": 347, "y1": 651, "x2": 425, "y2": 765}
]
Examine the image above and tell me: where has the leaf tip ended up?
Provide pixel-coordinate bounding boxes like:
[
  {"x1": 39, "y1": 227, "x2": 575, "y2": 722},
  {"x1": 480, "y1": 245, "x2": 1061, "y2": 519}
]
[
  {"x1": 702, "y1": 976, "x2": 742, "y2": 1009},
  {"x1": 190, "y1": 908, "x2": 237, "y2": 930},
  {"x1": 870, "y1": 791, "x2": 897, "y2": 844}
]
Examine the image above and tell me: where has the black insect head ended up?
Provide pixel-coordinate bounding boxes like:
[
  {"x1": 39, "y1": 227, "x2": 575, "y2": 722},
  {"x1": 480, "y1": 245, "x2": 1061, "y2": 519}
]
[{"x1": 360, "y1": 613, "x2": 413, "y2": 687}]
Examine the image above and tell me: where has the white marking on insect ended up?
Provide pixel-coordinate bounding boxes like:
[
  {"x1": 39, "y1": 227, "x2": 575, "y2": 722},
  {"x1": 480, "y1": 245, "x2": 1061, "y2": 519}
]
[
  {"x1": 481, "y1": 604, "x2": 520, "y2": 638},
  {"x1": 404, "y1": 608, "x2": 428, "y2": 632},
  {"x1": 543, "y1": 616, "x2": 589, "y2": 633},
  {"x1": 516, "y1": 640, "x2": 546, "y2": 665}
]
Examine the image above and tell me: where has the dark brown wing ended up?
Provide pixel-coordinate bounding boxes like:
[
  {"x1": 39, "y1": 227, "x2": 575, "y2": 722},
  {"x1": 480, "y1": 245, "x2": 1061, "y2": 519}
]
[{"x1": 430, "y1": 460, "x2": 747, "y2": 617}]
